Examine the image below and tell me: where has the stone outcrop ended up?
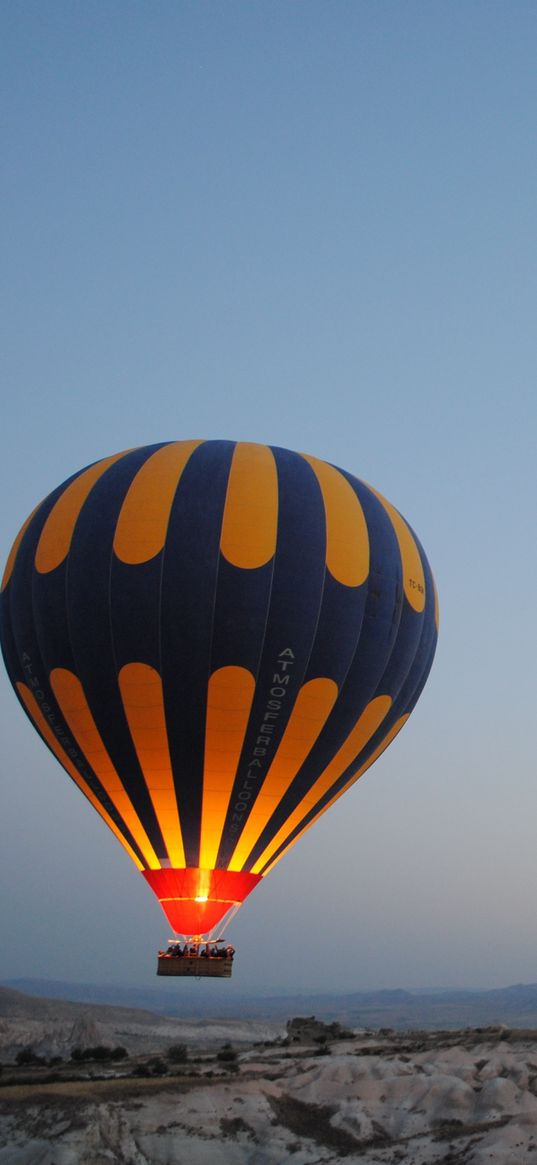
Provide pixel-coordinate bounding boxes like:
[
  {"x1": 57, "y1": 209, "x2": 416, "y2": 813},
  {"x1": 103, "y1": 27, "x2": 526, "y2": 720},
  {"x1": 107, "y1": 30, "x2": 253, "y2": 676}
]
[{"x1": 286, "y1": 1015, "x2": 354, "y2": 1044}]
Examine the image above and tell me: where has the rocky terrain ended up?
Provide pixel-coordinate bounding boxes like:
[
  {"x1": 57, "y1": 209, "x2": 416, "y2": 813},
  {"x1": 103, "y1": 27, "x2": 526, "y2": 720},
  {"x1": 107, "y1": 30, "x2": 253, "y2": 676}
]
[
  {"x1": 0, "y1": 984, "x2": 281, "y2": 1062},
  {"x1": 2, "y1": 988, "x2": 537, "y2": 1162}
]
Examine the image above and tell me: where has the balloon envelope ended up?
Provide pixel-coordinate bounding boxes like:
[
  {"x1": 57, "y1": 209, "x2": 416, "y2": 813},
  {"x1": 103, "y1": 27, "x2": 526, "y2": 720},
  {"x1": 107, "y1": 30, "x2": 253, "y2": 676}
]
[{"x1": 0, "y1": 441, "x2": 438, "y2": 937}]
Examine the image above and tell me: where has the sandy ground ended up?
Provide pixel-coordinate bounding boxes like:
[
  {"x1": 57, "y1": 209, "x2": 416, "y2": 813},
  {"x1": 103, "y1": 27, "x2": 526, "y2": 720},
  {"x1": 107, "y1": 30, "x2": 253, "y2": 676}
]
[{"x1": 2, "y1": 1027, "x2": 537, "y2": 1163}]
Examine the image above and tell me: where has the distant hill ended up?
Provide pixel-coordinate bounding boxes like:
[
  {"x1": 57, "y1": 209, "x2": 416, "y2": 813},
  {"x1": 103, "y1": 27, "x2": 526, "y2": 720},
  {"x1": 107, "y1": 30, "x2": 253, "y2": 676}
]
[
  {"x1": 5, "y1": 977, "x2": 537, "y2": 1029},
  {"x1": 0, "y1": 983, "x2": 161, "y2": 1024}
]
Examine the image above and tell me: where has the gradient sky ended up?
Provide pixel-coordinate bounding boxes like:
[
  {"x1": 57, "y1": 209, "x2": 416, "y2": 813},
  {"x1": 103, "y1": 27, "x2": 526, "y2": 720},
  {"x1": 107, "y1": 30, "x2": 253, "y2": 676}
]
[{"x1": 1, "y1": 1, "x2": 537, "y2": 997}]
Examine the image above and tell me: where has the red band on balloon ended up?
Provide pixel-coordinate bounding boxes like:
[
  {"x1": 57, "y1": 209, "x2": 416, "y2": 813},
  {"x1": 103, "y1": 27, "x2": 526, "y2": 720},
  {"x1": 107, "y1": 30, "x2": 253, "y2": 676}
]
[{"x1": 142, "y1": 867, "x2": 262, "y2": 936}]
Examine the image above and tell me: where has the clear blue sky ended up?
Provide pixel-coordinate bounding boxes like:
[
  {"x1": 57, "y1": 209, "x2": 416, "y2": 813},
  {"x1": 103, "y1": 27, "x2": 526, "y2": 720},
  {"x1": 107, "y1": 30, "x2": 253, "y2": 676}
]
[{"x1": 1, "y1": 1, "x2": 537, "y2": 995}]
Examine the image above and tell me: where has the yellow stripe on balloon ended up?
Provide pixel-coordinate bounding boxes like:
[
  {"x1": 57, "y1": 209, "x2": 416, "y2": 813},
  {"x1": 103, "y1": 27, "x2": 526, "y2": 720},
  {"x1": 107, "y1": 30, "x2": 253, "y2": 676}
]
[
  {"x1": 35, "y1": 452, "x2": 130, "y2": 574},
  {"x1": 1, "y1": 503, "x2": 42, "y2": 591},
  {"x1": 113, "y1": 441, "x2": 203, "y2": 564},
  {"x1": 118, "y1": 663, "x2": 186, "y2": 868},
  {"x1": 49, "y1": 668, "x2": 161, "y2": 869},
  {"x1": 16, "y1": 682, "x2": 144, "y2": 871},
  {"x1": 369, "y1": 485, "x2": 425, "y2": 613},
  {"x1": 251, "y1": 695, "x2": 392, "y2": 874},
  {"x1": 200, "y1": 666, "x2": 256, "y2": 870},
  {"x1": 228, "y1": 677, "x2": 338, "y2": 872},
  {"x1": 261, "y1": 714, "x2": 409, "y2": 876},
  {"x1": 301, "y1": 455, "x2": 369, "y2": 587},
  {"x1": 220, "y1": 443, "x2": 278, "y2": 569}
]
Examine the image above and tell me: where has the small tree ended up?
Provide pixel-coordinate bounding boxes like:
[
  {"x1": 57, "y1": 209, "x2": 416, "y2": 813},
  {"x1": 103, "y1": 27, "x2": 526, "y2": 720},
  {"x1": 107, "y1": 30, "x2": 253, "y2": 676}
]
[
  {"x1": 168, "y1": 1043, "x2": 188, "y2": 1064},
  {"x1": 89, "y1": 1046, "x2": 113, "y2": 1062},
  {"x1": 15, "y1": 1049, "x2": 44, "y2": 1066},
  {"x1": 217, "y1": 1046, "x2": 237, "y2": 1063}
]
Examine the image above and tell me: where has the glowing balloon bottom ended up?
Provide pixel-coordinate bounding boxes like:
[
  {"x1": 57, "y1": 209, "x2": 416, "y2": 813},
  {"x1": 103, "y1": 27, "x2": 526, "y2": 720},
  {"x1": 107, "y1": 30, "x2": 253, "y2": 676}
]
[{"x1": 143, "y1": 868, "x2": 261, "y2": 938}]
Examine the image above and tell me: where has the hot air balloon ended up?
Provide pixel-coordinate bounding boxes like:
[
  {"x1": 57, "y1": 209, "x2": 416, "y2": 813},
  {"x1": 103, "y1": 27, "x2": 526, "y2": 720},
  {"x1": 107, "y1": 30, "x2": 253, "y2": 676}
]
[{"x1": 0, "y1": 441, "x2": 438, "y2": 977}]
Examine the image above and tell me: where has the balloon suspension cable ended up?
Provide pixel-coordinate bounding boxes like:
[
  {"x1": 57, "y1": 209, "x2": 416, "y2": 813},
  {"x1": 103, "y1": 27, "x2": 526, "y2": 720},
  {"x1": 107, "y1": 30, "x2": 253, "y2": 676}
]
[{"x1": 216, "y1": 901, "x2": 241, "y2": 937}]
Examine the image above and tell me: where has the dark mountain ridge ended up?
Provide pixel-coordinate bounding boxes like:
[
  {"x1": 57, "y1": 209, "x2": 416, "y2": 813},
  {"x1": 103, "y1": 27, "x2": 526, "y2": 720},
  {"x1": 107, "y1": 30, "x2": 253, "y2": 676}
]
[
  {"x1": 0, "y1": 983, "x2": 167, "y2": 1025},
  {"x1": 4, "y1": 978, "x2": 537, "y2": 1030}
]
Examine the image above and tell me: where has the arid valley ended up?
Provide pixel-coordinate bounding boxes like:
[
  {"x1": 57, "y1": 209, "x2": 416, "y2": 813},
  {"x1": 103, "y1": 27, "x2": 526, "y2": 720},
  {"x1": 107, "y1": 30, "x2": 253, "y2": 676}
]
[{"x1": 3, "y1": 985, "x2": 537, "y2": 1163}]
